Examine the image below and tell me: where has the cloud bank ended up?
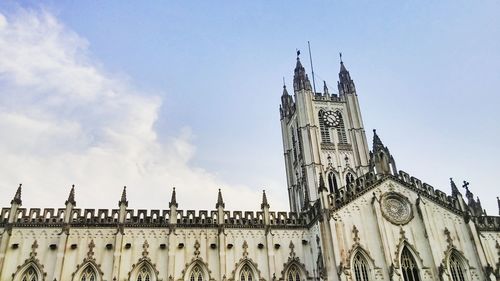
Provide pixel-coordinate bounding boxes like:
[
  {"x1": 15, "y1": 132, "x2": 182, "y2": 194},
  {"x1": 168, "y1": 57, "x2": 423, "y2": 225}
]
[{"x1": 0, "y1": 9, "x2": 278, "y2": 211}]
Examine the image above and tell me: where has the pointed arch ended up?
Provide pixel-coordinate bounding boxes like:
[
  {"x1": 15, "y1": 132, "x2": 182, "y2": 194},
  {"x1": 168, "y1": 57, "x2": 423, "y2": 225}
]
[
  {"x1": 181, "y1": 258, "x2": 213, "y2": 281},
  {"x1": 335, "y1": 111, "x2": 348, "y2": 144},
  {"x1": 71, "y1": 262, "x2": 102, "y2": 281},
  {"x1": 344, "y1": 246, "x2": 377, "y2": 281},
  {"x1": 280, "y1": 259, "x2": 311, "y2": 281},
  {"x1": 327, "y1": 171, "x2": 339, "y2": 194},
  {"x1": 128, "y1": 260, "x2": 158, "y2": 281},
  {"x1": 229, "y1": 258, "x2": 262, "y2": 281},
  {"x1": 400, "y1": 246, "x2": 421, "y2": 281},
  {"x1": 441, "y1": 248, "x2": 470, "y2": 281},
  {"x1": 12, "y1": 262, "x2": 45, "y2": 281}
]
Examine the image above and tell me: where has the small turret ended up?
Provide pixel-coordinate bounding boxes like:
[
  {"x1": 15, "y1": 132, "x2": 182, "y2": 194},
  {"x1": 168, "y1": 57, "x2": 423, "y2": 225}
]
[
  {"x1": 118, "y1": 186, "x2": 128, "y2": 207},
  {"x1": 11, "y1": 183, "x2": 22, "y2": 205},
  {"x1": 293, "y1": 51, "x2": 312, "y2": 92},
  {"x1": 280, "y1": 84, "x2": 295, "y2": 119},
  {"x1": 118, "y1": 186, "x2": 128, "y2": 224},
  {"x1": 370, "y1": 130, "x2": 397, "y2": 176},
  {"x1": 462, "y1": 181, "x2": 483, "y2": 217},
  {"x1": 261, "y1": 190, "x2": 270, "y2": 209},
  {"x1": 215, "y1": 189, "x2": 225, "y2": 209},
  {"x1": 261, "y1": 190, "x2": 270, "y2": 226},
  {"x1": 65, "y1": 185, "x2": 76, "y2": 206},
  {"x1": 169, "y1": 187, "x2": 178, "y2": 208},
  {"x1": 450, "y1": 178, "x2": 461, "y2": 197},
  {"x1": 64, "y1": 185, "x2": 76, "y2": 224},
  {"x1": 337, "y1": 54, "x2": 356, "y2": 96},
  {"x1": 8, "y1": 184, "x2": 23, "y2": 223}
]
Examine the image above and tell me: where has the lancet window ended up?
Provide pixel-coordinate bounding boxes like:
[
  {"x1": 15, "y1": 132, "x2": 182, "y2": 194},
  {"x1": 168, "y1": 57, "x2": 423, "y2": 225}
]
[
  {"x1": 352, "y1": 253, "x2": 370, "y2": 281},
  {"x1": 449, "y1": 251, "x2": 466, "y2": 281},
  {"x1": 328, "y1": 172, "x2": 338, "y2": 194},
  {"x1": 136, "y1": 265, "x2": 151, "y2": 281},
  {"x1": 189, "y1": 265, "x2": 204, "y2": 281},
  {"x1": 401, "y1": 247, "x2": 420, "y2": 281},
  {"x1": 239, "y1": 265, "x2": 254, "y2": 281},
  {"x1": 286, "y1": 265, "x2": 301, "y2": 281},
  {"x1": 336, "y1": 112, "x2": 348, "y2": 144},
  {"x1": 21, "y1": 266, "x2": 38, "y2": 281},
  {"x1": 346, "y1": 172, "x2": 355, "y2": 186},
  {"x1": 319, "y1": 110, "x2": 331, "y2": 143},
  {"x1": 80, "y1": 266, "x2": 96, "y2": 281}
]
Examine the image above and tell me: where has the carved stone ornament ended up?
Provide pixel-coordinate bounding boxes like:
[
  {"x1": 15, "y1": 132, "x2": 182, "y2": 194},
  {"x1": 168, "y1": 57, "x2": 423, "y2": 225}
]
[{"x1": 380, "y1": 192, "x2": 413, "y2": 225}]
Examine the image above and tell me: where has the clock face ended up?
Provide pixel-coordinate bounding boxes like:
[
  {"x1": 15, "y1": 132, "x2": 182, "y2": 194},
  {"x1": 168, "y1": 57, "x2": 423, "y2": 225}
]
[{"x1": 323, "y1": 111, "x2": 340, "y2": 127}]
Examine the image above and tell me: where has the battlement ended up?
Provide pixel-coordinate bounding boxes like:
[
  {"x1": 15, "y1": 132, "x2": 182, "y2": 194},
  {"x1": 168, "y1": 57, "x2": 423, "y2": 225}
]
[{"x1": 0, "y1": 207, "x2": 309, "y2": 229}]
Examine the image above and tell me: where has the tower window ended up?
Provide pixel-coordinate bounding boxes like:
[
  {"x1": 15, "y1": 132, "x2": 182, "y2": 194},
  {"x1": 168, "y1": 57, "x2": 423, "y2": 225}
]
[
  {"x1": 401, "y1": 247, "x2": 420, "y2": 281},
  {"x1": 353, "y1": 253, "x2": 370, "y2": 281},
  {"x1": 449, "y1": 252, "x2": 466, "y2": 281},
  {"x1": 336, "y1": 112, "x2": 348, "y2": 144},
  {"x1": 318, "y1": 110, "x2": 331, "y2": 143}
]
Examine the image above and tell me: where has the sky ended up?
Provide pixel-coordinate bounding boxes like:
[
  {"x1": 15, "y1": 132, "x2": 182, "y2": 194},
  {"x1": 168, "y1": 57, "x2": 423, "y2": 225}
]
[{"x1": 0, "y1": 1, "x2": 498, "y2": 213}]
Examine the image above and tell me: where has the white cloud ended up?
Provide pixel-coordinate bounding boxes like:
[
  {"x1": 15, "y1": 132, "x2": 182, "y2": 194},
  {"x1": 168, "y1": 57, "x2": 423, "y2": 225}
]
[{"x1": 0, "y1": 9, "x2": 280, "y2": 211}]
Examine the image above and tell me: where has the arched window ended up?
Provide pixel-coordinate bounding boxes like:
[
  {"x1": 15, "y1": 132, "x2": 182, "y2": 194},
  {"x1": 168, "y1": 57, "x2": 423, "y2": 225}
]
[
  {"x1": 137, "y1": 265, "x2": 151, "y2": 281},
  {"x1": 449, "y1": 252, "x2": 466, "y2": 281},
  {"x1": 240, "y1": 265, "x2": 254, "y2": 281},
  {"x1": 21, "y1": 266, "x2": 38, "y2": 281},
  {"x1": 189, "y1": 265, "x2": 204, "y2": 281},
  {"x1": 336, "y1": 112, "x2": 348, "y2": 144},
  {"x1": 328, "y1": 172, "x2": 338, "y2": 194},
  {"x1": 346, "y1": 172, "x2": 355, "y2": 186},
  {"x1": 318, "y1": 110, "x2": 331, "y2": 143},
  {"x1": 80, "y1": 266, "x2": 96, "y2": 281},
  {"x1": 401, "y1": 247, "x2": 420, "y2": 281},
  {"x1": 287, "y1": 265, "x2": 301, "y2": 281},
  {"x1": 352, "y1": 253, "x2": 370, "y2": 281}
]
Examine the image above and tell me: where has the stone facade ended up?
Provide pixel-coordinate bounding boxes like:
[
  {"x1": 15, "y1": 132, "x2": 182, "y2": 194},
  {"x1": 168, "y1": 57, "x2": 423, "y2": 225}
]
[{"x1": 0, "y1": 54, "x2": 499, "y2": 281}]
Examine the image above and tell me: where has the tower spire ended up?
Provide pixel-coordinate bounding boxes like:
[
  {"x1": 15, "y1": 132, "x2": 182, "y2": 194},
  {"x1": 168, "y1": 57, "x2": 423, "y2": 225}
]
[
  {"x1": 119, "y1": 186, "x2": 128, "y2": 207},
  {"x1": 215, "y1": 189, "x2": 225, "y2": 209},
  {"x1": 65, "y1": 184, "x2": 76, "y2": 206},
  {"x1": 169, "y1": 187, "x2": 178, "y2": 208},
  {"x1": 370, "y1": 130, "x2": 397, "y2": 175},
  {"x1": 372, "y1": 129, "x2": 385, "y2": 152},
  {"x1": 11, "y1": 183, "x2": 22, "y2": 205}
]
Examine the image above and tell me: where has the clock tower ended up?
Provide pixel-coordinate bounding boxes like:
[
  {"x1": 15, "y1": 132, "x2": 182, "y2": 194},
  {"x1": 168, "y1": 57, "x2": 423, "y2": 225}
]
[{"x1": 280, "y1": 53, "x2": 370, "y2": 212}]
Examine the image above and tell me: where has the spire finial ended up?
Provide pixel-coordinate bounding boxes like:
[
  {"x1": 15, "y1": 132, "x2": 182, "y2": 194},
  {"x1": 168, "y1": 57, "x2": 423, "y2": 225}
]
[
  {"x1": 339, "y1": 52, "x2": 343, "y2": 63},
  {"x1": 261, "y1": 190, "x2": 270, "y2": 209},
  {"x1": 216, "y1": 189, "x2": 225, "y2": 209},
  {"x1": 11, "y1": 183, "x2": 22, "y2": 205},
  {"x1": 65, "y1": 184, "x2": 76, "y2": 206},
  {"x1": 323, "y1": 81, "x2": 329, "y2": 96},
  {"x1": 297, "y1": 49, "x2": 301, "y2": 58},
  {"x1": 169, "y1": 187, "x2": 178, "y2": 208},
  {"x1": 119, "y1": 186, "x2": 128, "y2": 207}
]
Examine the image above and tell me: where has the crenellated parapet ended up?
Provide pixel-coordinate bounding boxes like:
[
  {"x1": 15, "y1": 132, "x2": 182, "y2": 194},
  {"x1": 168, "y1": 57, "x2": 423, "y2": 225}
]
[{"x1": 0, "y1": 207, "x2": 310, "y2": 229}]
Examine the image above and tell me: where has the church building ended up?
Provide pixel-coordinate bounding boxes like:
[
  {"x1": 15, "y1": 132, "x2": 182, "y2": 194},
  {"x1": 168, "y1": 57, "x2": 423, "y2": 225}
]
[{"x1": 0, "y1": 53, "x2": 499, "y2": 281}]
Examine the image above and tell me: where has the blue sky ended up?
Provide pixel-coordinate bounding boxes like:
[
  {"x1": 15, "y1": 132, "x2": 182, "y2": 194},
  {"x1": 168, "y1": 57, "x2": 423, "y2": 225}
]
[{"x1": 0, "y1": 1, "x2": 498, "y2": 213}]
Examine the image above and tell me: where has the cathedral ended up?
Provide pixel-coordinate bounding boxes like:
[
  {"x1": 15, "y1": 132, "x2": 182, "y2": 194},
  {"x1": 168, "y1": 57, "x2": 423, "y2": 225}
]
[{"x1": 0, "y1": 54, "x2": 499, "y2": 281}]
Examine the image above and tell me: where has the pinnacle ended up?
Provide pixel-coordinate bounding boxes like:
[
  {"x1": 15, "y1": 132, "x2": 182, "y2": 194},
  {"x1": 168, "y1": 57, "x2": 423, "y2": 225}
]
[
  {"x1": 169, "y1": 187, "x2": 178, "y2": 208},
  {"x1": 372, "y1": 129, "x2": 385, "y2": 152},
  {"x1": 119, "y1": 186, "x2": 128, "y2": 207},
  {"x1": 11, "y1": 183, "x2": 22, "y2": 205},
  {"x1": 261, "y1": 190, "x2": 270, "y2": 209},
  {"x1": 318, "y1": 173, "x2": 327, "y2": 192},
  {"x1": 65, "y1": 184, "x2": 76, "y2": 206},
  {"x1": 216, "y1": 189, "x2": 225, "y2": 209}
]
